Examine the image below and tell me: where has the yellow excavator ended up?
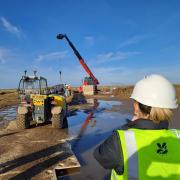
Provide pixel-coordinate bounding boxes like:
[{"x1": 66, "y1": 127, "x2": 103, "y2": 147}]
[{"x1": 16, "y1": 70, "x2": 67, "y2": 129}]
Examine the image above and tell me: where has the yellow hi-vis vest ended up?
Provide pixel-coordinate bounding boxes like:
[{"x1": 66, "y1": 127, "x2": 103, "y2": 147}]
[{"x1": 111, "y1": 129, "x2": 180, "y2": 180}]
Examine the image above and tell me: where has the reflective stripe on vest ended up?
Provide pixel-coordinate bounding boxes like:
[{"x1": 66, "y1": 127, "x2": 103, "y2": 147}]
[
  {"x1": 111, "y1": 130, "x2": 138, "y2": 180},
  {"x1": 124, "y1": 130, "x2": 138, "y2": 179},
  {"x1": 171, "y1": 129, "x2": 180, "y2": 141}
]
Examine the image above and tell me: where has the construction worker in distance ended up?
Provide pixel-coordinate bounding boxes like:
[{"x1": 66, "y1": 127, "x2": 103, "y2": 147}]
[
  {"x1": 94, "y1": 74, "x2": 180, "y2": 179},
  {"x1": 67, "y1": 84, "x2": 72, "y2": 96},
  {"x1": 64, "y1": 84, "x2": 69, "y2": 97}
]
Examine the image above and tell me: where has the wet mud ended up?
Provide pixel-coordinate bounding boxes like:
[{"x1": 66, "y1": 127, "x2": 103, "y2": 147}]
[{"x1": 0, "y1": 106, "x2": 17, "y2": 128}]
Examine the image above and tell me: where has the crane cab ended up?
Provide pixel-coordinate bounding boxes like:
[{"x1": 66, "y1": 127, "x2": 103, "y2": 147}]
[{"x1": 81, "y1": 77, "x2": 97, "y2": 95}]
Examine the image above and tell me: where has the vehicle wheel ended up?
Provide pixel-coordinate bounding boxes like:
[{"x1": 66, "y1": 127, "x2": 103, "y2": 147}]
[
  {"x1": 52, "y1": 113, "x2": 63, "y2": 128},
  {"x1": 62, "y1": 117, "x2": 68, "y2": 128},
  {"x1": 16, "y1": 113, "x2": 30, "y2": 129}
]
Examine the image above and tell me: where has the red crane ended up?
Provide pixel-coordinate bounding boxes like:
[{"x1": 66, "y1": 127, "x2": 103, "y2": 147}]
[{"x1": 56, "y1": 34, "x2": 99, "y2": 87}]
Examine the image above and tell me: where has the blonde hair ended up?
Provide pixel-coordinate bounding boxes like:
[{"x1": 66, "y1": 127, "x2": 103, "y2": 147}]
[{"x1": 150, "y1": 107, "x2": 173, "y2": 123}]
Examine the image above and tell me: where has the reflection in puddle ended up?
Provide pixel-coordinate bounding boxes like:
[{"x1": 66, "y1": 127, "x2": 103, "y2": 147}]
[
  {"x1": 97, "y1": 100, "x2": 122, "y2": 110},
  {"x1": 68, "y1": 100, "x2": 129, "y2": 138}
]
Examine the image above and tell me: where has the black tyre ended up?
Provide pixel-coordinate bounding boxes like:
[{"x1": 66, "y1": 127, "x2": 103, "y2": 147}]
[
  {"x1": 62, "y1": 117, "x2": 68, "y2": 128},
  {"x1": 16, "y1": 113, "x2": 30, "y2": 129},
  {"x1": 52, "y1": 113, "x2": 63, "y2": 128}
]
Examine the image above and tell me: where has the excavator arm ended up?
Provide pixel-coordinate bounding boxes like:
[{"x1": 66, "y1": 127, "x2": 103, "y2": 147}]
[{"x1": 56, "y1": 34, "x2": 99, "y2": 85}]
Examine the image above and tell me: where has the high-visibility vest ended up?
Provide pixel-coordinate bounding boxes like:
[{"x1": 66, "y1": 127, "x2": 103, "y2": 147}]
[{"x1": 111, "y1": 128, "x2": 180, "y2": 180}]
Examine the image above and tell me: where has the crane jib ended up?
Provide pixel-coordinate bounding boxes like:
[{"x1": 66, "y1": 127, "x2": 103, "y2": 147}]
[
  {"x1": 68, "y1": 40, "x2": 99, "y2": 84},
  {"x1": 79, "y1": 59, "x2": 99, "y2": 85},
  {"x1": 57, "y1": 34, "x2": 99, "y2": 85}
]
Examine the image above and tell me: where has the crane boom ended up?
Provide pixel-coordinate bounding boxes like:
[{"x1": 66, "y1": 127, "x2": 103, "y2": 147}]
[{"x1": 57, "y1": 34, "x2": 99, "y2": 85}]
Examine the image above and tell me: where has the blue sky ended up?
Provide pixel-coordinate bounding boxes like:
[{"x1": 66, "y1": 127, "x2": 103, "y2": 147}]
[{"x1": 0, "y1": 0, "x2": 180, "y2": 88}]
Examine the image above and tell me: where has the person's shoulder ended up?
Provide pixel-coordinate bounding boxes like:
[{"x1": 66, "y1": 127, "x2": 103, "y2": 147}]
[{"x1": 116, "y1": 119, "x2": 135, "y2": 131}]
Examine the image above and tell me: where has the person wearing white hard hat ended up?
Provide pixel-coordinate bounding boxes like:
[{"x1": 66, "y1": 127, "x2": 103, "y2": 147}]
[{"x1": 94, "y1": 74, "x2": 180, "y2": 179}]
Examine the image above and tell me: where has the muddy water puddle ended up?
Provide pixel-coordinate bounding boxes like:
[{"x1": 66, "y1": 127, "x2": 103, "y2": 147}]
[
  {"x1": 60, "y1": 100, "x2": 131, "y2": 180},
  {"x1": 0, "y1": 106, "x2": 17, "y2": 126}
]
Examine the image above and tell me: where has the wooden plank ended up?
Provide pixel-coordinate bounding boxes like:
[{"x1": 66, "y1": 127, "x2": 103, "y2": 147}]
[{"x1": 54, "y1": 142, "x2": 81, "y2": 178}]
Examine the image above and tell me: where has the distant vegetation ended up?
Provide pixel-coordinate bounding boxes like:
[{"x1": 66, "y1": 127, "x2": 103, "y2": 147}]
[
  {"x1": 175, "y1": 85, "x2": 180, "y2": 104},
  {"x1": 0, "y1": 85, "x2": 180, "y2": 109}
]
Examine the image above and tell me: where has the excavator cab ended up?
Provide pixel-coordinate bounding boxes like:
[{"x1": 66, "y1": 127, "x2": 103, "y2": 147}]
[{"x1": 18, "y1": 76, "x2": 48, "y2": 96}]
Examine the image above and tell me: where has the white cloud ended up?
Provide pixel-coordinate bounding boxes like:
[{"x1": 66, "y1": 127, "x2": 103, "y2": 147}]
[
  {"x1": 119, "y1": 34, "x2": 152, "y2": 48},
  {"x1": 0, "y1": 48, "x2": 11, "y2": 64},
  {"x1": 84, "y1": 36, "x2": 94, "y2": 46},
  {"x1": 35, "y1": 51, "x2": 68, "y2": 63},
  {"x1": 96, "y1": 51, "x2": 141, "y2": 64},
  {"x1": 0, "y1": 17, "x2": 22, "y2": 38}
]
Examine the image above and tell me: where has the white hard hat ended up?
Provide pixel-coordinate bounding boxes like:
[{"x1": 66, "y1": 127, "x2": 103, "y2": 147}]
[{"x1": 130, "y1": 74, "x2": 178, "y2": 109}]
